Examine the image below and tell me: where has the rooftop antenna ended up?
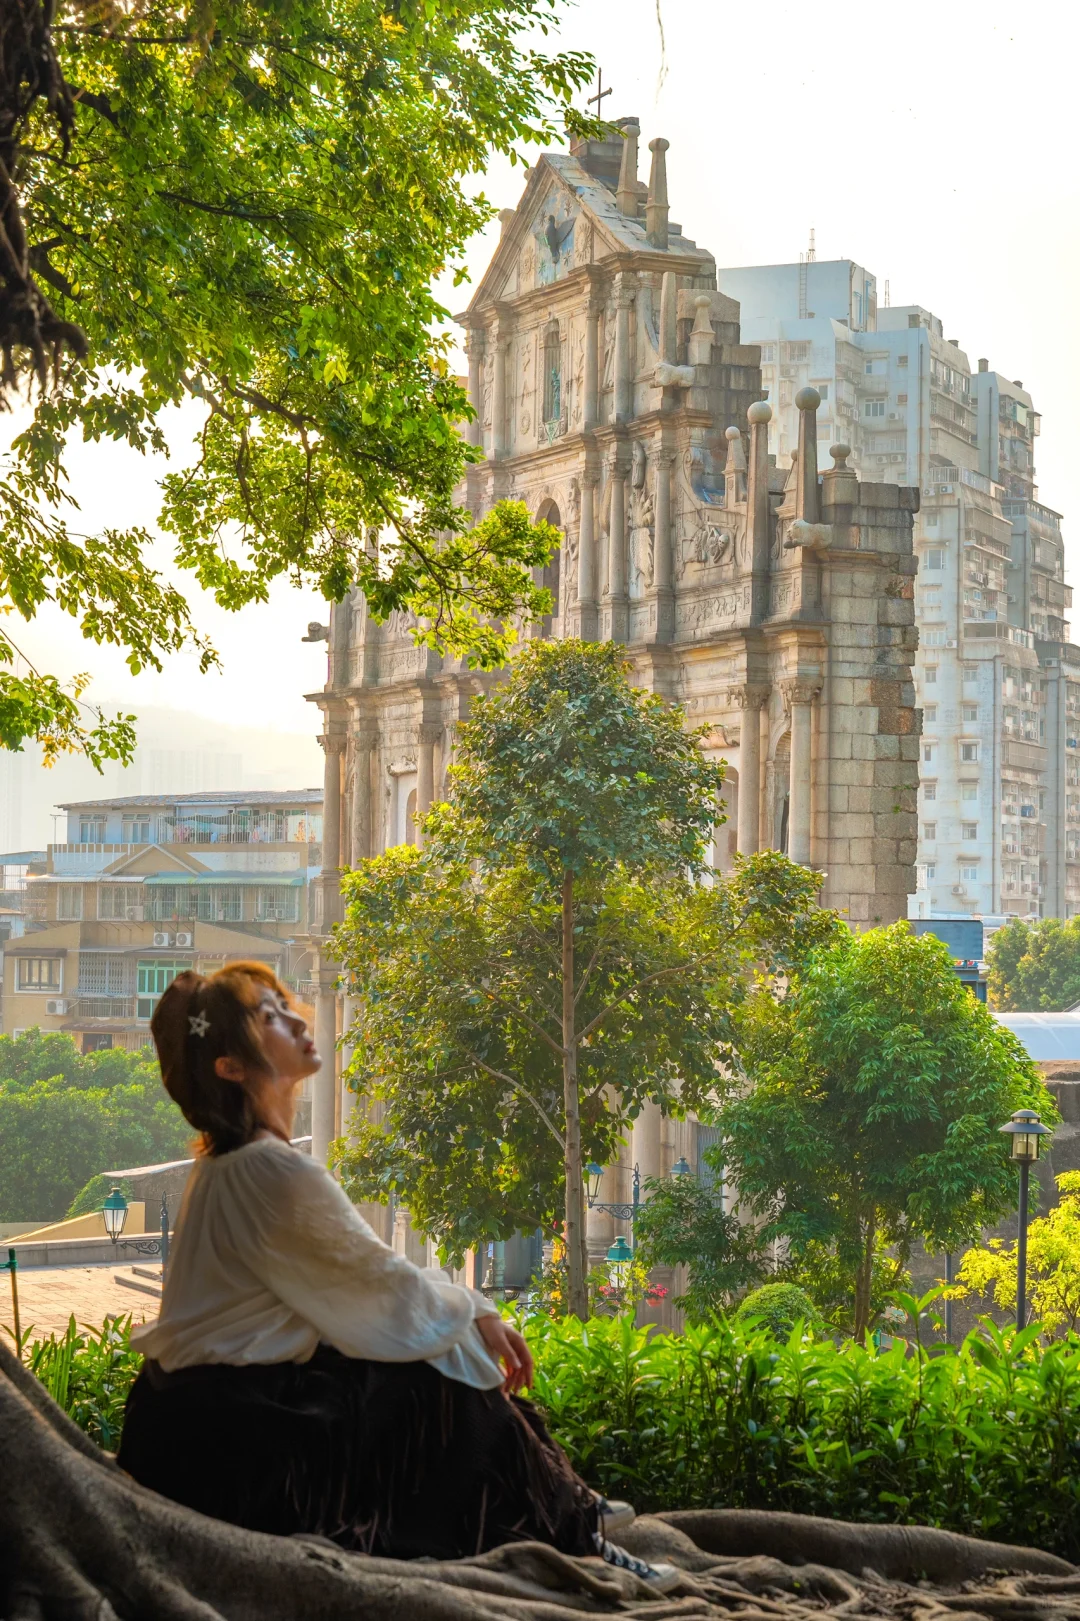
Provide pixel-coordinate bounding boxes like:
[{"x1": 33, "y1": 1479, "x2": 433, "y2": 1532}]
[
  {"x1": 807, "y1": 227, "x2": 816, "y2": 263},
  {"x1": 884, "y1": 279, "x2": 891, "y2": 307},
  {"x1": 586, "y1": 68, "x2": 612, "y2": 119}
]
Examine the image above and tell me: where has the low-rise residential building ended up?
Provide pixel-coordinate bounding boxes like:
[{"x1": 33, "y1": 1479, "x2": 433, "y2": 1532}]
[
  {"x1": 2, "y1": 791, "x2": 322, "y2": 1052},
  {"x1": 714, "y1": 257, "x2": 1074, "y2": 919}
]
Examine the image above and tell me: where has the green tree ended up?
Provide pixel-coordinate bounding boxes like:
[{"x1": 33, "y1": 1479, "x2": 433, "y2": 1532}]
[
  {"x1": 987, "y1": 917, "x2": 1080, "y2": 1011},
  {"x1": 1, "y1": 0, "x2": 595, "y2": 761},
  {"x1": 0, "y1": 1033, "x2": 188, "y2": 1221},
  {"x1": 333, "y1": 640, "x2": 833, "y2": 1317},
  {"x1": 631, "y1": 1172, "x2": 766, "y2": 1323},
  {"x1": 718, "y1": 922, "x2": 1055, "y2": 1340},
  {"x1": 951, "y1": 1171, "x2": 1080, "y2": 1337}
]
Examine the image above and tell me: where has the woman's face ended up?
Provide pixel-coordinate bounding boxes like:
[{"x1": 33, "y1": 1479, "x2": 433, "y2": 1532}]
[{"x1": 254, "y1": 987, "x2": 322, "y2": 1085}]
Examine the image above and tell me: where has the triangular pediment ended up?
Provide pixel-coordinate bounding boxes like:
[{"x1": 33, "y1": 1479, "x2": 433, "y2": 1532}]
[
  {"x1": 465, "y1": 154, "x2": 653, "y2": 315},
  {"x1": 104, "y1": 845, "x2": 209, "y2": 877}
]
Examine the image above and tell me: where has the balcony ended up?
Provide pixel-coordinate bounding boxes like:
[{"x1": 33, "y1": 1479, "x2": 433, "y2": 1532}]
[{"x1": 72, "y1": 995, "x2": 136, "y2": 1020}]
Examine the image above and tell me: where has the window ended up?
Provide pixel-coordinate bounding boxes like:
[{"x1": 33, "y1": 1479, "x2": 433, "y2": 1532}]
[
  {"x1": 924, "y1": 705, "x2": 938, "y2": 722},
  {"x1": 924, "y1": 863, "x2": 937, "y2": 881},
  {"x1": 923, "y1": 822, "x2": 937, "y2": 841},
  {"x1": 924, "y1": 548, "x2": 945, "y2": 570},
  {"x1": 924, "y1": 666, "x2": 938, "y2": 685},
  {"x1": 923, "y1": 745, "x2": 935, "y2": 763},
  {"x1": 923, "y1": 782, "x2": 937, "y2": 801},
  {"x1": 255, "y1": 886, "x2": 300, "y2": 923},
  {"x1": 817, "y1": 384, "x2": 829, "y2": 401},
  {"x1": 961, "y1": 742, "x2": 979, "y2": 762},
  {"x1": 898, "y1": 355, "x2": 909, "y2": 367},
  {"x1": 962, "y1": 823, "x2": 978, "y2": 840},
  {"x1": 962, "y1": 663, "x2": 978, "y2": 684},
  {"x1": 98, "y1": 885, "x2": 143, "y2": 921},
  {"x1": 963, "y1": 704, "x2": 979, "y2": 722},
  {"x1": 961, "y1": 783, "x2": 979, "y2": 802},
  {"x1": 123, "y1": 816, "x2": 152, "y2": 844},
  {"x1": 961, "y1": 864, "x2": 980, "y2": 882},
  {"x1": 136, "y1": 959, "x2": 188, "y2": 1021},
  {"x1": 79, "y1": 817, "x2": 107, "y2": 843},
  {"x1": 17, "y1": 957, "x2": 62, "y2": 992},
  {"x1": 56, "y1": 884, "x2": 83, "y2": 920},
  {"x1": 863, "y1": 399, "x2": 885, "y2": 418},
  {"x1": 897, "y1": 393, "x2": 908, "y2": 404}
]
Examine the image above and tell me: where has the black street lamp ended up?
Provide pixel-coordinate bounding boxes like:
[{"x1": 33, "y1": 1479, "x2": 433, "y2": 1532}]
[{"x1": 999, "y1": 1109, "x2": 1052, "y2": 1330}]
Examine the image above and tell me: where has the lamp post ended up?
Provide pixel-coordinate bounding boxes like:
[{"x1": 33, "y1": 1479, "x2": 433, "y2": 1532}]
[
  {"x1": 606, "y1": 1235, "x2": 633, "y2": 1288},
  {"x1": 1, "y1": 1248, "x2": 20, "y2": 1355},
  {"x1": 101, "y1": 1186, "x2": 129, "y2": 1246},
  {"x1": 999, "y1": 1109, "x2": 1052, "y2": 1330}
]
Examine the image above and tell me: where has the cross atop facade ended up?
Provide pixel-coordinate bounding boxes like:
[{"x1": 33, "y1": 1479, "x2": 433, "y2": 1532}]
[{"x1": 586, "y1": 68, "x2": 612, "y2": 118}]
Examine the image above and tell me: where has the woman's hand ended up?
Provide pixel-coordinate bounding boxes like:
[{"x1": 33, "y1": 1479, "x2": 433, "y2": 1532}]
[{"x1": 476, "y1": 1314, "x2": 534, "y2": 1395}]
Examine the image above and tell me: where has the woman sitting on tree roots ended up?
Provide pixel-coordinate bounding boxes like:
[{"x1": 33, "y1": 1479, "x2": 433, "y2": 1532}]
[{"x1": 117, "y1": 962, "x2": 674, "y2": 1588}]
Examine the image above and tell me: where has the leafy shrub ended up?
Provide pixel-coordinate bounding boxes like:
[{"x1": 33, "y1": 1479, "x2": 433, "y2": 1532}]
[
  {"x1": 24, "y1": 1316, "x2": 141, "y2": 1450},
  {"x1": 734, "y1": 1283, "x2": 820, "y2": 1338},
  {"x1": 525, "y1": 1312, "x2": 1080, "y2": 1559}
]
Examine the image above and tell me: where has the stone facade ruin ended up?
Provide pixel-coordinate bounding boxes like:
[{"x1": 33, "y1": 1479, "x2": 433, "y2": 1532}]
[{"x1": 307, "y1": 120, "x2": 923, "y2": 1206}]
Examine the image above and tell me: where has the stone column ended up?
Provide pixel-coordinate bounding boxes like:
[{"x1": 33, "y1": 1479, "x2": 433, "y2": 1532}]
[
  {"x1": 312, "y1": 965, "x2": 339, "y2": 1167},
  {"x1": 584, "y1": 303, "x2": 600, "y2": 430},
  {"x1": 465, "y1": 328, "x2": 484, "y2": 449},
  {"x1": 607, "y1": 456, "x2": 628, "y2": 641},
  {"x1": 613, "y1": 275, "x2": 634, "y2": 423},
  {"x1": 758, "y1": 700, "x2": 771, "y2": 848},
  {"x1": 349, "y1": 728, "x2": 374, "y2": 865},
  {"x1": 632, "y1": 1099, "x2": 663, "y2": 1186},
  {"x1": 577, "y1": 469, "x2": 599, "y2": 640},
  {"x1": 728, "y1": 685, "x2": 769, "y2": 854},
  {"x1": 416, "y1": 726, "x2": 437, "y2": 848},
  {"x1": 319, "y1": 734, "x2": 346, "y2": 927},
  {"x1": 783, "y1": 682, "x2": 819, "y2": 867},
  {"x1": 492, "y1": 320, "x2": 508, "y2": 459},
  {"x1": 653, "y1": 449, "x2": 673, "y2": 594}
]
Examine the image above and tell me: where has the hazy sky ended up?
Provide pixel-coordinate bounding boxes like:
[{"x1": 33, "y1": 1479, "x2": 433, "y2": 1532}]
[{"x1": 6, "y1": 0, "x2": 1078, "y2": 765}]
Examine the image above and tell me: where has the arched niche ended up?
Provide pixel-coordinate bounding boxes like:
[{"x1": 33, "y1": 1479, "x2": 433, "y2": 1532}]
[{"x1": 534, "y1": 497, "x2": 562, "y2": 636}]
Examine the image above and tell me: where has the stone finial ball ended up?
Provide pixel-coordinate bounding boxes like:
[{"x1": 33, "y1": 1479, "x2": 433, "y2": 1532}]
[
  {"x1": 794, "y1": 386, "x2": 821, "y2": 411},
  {"x1": 830, "y1": 443, "x2": 852, "y2": 466},
  {"x1": 649, "y1": 137, "x2": 670, "y2": 153},
  {"x1": 747, "y1": 400, "x2": 772, "y2": 424},
  {"x1": 725, "y1": 425, "x2": 741, "y2": 441}
]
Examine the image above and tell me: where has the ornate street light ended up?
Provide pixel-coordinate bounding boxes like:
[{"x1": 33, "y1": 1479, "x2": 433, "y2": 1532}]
[
  {"x1": 999, "y1": 1109, "x2": 1052, "y2": 1330},
  {"x1": 670, "y1": 1156, "x2": 692, "y2": 1178},
  {"x1": 606, "y1": 1236, "x2": 634, "y2": 1288},
  {"x1": 101, "y1": 1186, "x2": 129, "y2": 1246}
]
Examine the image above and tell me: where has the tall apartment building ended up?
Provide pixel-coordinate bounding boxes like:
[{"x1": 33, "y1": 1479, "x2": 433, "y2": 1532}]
[
  {"x1": 1, "y1": 790, "x2": 323, "y2": 1052},
  {"x1": 716, "y1": 258, "x2": 1075, "y2": 920}
]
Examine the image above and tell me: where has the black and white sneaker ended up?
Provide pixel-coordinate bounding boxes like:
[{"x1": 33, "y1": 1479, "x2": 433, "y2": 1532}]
[
  {"x1": 593, "y1": 1533, "x2": 680, "y2": 1593},
  {"x1": 592, "y1": 1494, "x2": 636, "y2": 1535}
]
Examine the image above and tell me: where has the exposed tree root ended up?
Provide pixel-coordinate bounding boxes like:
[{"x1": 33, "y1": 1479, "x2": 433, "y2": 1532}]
[{"x1": 2, "y1": 1340, "x2": 1076, "y2": 1620}]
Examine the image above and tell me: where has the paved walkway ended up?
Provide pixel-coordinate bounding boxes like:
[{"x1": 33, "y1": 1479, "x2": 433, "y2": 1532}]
[{"x1": 2, "y1": 1262, "x2": 161, "y2": 1345}]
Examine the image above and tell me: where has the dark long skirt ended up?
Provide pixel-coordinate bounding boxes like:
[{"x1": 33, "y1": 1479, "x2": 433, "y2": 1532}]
[{"x1": 117, "y1": 1346, "x2": 599, "y2": 1561}]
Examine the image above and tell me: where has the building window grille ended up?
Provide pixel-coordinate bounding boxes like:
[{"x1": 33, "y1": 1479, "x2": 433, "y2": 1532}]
[
  {"x1": 78, "y1": 954, "x2": 127, "y2": 996},
  {"x1": 962, "y1": 823, "x2": 979, "y2": 840},
  {"x1": 923, "y1": 822, "x2": 937, "y2": 841},
  {"x1": 136, "y1": 959, "x2": 188, "y2": 1020},
  {"x1": 255, "y1": 887, "x2": 300, "y2": 923},
  {"x1": 961, "y1": 743, "x2": 979, "y2": 762}
]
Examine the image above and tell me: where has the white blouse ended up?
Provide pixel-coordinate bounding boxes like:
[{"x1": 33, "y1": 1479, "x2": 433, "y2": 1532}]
[{"x1": 131, "y1": 1137, "x2": 504, "y2": 1389}]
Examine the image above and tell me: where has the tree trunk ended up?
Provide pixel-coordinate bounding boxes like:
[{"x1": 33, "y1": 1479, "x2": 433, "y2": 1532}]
[
  {"x1": 853, "y1": 1213, "x2": 876, "y2": 1341},
  {"x1": 562, "y1": 868, "x2": 588, "y2": 1320}
]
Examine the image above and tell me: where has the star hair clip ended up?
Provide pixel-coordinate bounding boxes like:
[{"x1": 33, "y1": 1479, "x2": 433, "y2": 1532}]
[{"x1": 188, "y1": 1011, "x2": 211, "y2": 1038}]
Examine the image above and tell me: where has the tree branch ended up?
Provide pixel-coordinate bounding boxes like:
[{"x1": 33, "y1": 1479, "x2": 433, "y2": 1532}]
[{"x1": 458, "y1": 1049, "x2": 565, "y2": 1149}]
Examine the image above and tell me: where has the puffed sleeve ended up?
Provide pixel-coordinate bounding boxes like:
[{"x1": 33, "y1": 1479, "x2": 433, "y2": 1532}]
[{"x1": 218, "y1": 1142, "x2": 500, "y2": 1366}]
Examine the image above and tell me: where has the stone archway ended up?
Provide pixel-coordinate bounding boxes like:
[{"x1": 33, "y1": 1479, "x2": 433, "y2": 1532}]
[{"x1": 534, "y1": 497, "x2": 562, "y2": 636}]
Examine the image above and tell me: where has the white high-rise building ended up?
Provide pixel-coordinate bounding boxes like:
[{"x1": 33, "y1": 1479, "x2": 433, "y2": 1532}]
[{"x1": 716, "y1": 258, "x2": 1075, "y2": 920}]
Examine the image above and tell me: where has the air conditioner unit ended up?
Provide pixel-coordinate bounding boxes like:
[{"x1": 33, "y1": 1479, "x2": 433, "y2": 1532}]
[
  {"x1": 945, "y1": 639, "x2": 958, "y2": 649},
  {"x1": 939, "y1": 483, "x2": 955, "y2": 494},
  {"x1": 124, "y1": 906, "x2": 144, "y2": 922},
  {"x1": 889, "y1": 412, "x2": 898, "y2": 420},
  {"x1": 46, "y1": 999, "x2": 69, "y2": 1016},
  {"x1": 152, "y1": 931, "x2": 172, "y2": 948},
  {"x1": 951, "y1": 884, "x2": 967, "y2": 896},
  {"x1": 175, "y1": 931, "x2": 194, "y2": 948}
]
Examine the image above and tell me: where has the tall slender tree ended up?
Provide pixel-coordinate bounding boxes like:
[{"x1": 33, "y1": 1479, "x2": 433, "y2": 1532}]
[{"x1": 335, "y1": 641, "x2": 833, "y2": 1317}]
